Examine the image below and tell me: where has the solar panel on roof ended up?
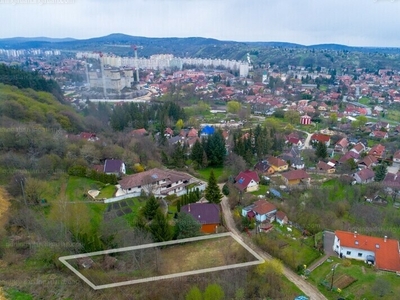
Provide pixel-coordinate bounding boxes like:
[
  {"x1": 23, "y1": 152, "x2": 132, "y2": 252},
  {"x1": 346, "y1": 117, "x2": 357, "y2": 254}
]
[
  {"x1": 238, "y1": 178, "x2": 244, "y2": 184},
  {"x1": 151, "y1": 174, "x2": 158, "y2": 179}
]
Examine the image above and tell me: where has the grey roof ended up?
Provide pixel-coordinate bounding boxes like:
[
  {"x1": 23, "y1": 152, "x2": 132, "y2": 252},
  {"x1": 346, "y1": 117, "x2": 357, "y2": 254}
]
[
  {"x1": 104, "y1": 159, "x2": 124, "y2": 173},
  {"x1": 181, "y1": 203, "x2": 220, "y2": 225}
]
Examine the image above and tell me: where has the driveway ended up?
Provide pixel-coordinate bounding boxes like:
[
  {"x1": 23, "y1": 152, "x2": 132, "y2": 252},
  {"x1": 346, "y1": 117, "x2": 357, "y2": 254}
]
[
  {"x1": 324, "y1": 231, "x2": 336, "y2": 257},
  {"x1": 218, "y1": 184, "x2": 327, "y2": 300}
]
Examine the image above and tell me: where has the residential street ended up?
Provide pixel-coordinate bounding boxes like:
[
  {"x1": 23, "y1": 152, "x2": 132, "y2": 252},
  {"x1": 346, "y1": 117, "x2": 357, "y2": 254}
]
[{"x1": 219, "y1": 185, "x2": 327, "y2": 300}]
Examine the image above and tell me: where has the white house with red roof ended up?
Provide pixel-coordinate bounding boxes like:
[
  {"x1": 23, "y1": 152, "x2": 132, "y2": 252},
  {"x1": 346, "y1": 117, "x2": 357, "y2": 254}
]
[
  {"x1": 235, "y1": 170, "x2": 260, "y2": 192},
  {"x1": 241, "y1": 199, "x2": 277, "y2": 223},
  {"x1": 333, "y1": 230, "x2": 400, "y2": 272},
  {"x1": 310, "y1": 133, "x2": 331, "y2": 146}
]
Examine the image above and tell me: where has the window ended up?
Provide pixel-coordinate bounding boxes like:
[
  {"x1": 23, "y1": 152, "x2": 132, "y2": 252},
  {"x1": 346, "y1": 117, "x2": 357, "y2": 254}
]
[
  {"x1": 346, "y1": 251, "x2": 351, "y2": 255},
  {"x1": 358, "y1": 253, "x2": 363, "y2": 257}
]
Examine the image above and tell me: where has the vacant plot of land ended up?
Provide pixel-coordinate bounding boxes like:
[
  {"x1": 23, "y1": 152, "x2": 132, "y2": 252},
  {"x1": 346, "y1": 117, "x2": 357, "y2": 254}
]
[
  {"x1": 60, "y1": 233, "x2": 263, "y2": 289},
  {"x1": 76, "y1": 236, "x2": 256, "y2": 286}
]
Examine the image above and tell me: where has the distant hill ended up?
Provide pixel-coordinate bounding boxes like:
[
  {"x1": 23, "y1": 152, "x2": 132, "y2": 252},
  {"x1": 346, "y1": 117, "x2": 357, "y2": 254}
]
[
  {"x1": 0, "y1": 37, "x2": 76, "y2": 44},
  {"x1": 1, "y1": 33, "x2": 400, "y2": 68}
]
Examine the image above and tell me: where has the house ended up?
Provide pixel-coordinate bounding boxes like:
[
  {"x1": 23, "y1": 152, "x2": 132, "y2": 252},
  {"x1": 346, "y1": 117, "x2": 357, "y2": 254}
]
[
  {"x1": 338, "y1": 151, "x2": 360, "y2": 164},
  {"x1": 118, "y1": 168, "x2": 198, "y2": 198},
  {"x1": 242, "y1": 199, "x2": 277, "y2": 223},
  {"x1": 276, "y1": 211, "x2": 288, "y2": 226},
  {"x1": 353, "y1": 168, "x2": 375, "y2": 184},
  {"x1": 317, "y1": 161, "x2": 335, "y2": 173},
  {"x1": 334, "y1": 138, "x2": 349, "y2": 154},
  {"x1": 333, "y1": 230, "x2": 400, "y2": 272},
  {"x1": 267, "y1": 156, "x2": 289, "y2": 172},
  {"x1": 164, "y1": 127, "x2": 174, "y2": 138},
  {"x1": 310, "y1": 133, "x2": 331, "y2": 146},
  {"x1": 79, "y1": 132, "x2": 99, "y2": 142},
  {"x1": 369, "y1": 144, "x2": 386, "y2": 159},
  {"x1": 280, "y1": 147, "x2": 305, "y2": 170},
  {"x1": 383, "y1": 172, "x2": 400, "y2": 190},
  {"x1": 254, "y1": 161, "x2": 275, "y2": 175},
  {"x1": 350, "y1": 142, "x2": 366, "y2": 155},
  {"x1": 372, "y1": 121, "x2": 390, "y2": 131},
  {"x1": 235, "y1": 170, "x2": 260, "y2": 192},
  {"x1": 369, "y1": 131, "x2": 388, "y2": 139},
  {"x1": 131, "y1": 128, "x2": 148, "y2": 137},
  {"x1": 286, "y1": 136, "x2": 303, "y2": 147},
  {"x1": 281, "y1": 169, "x2": 310, "y2": 185},
  {"x1": 104, "y1": 159, "x2": 126, "y2": 176},
  {"x1": 180, "y1": 203, "x2": 220, "y2": 234},
  {"x1": 358, "y1": 155, "x2": 378, "y2": 169},
  {"x1": 392, "y1": 150, "x2": 400, "y2": 168}
]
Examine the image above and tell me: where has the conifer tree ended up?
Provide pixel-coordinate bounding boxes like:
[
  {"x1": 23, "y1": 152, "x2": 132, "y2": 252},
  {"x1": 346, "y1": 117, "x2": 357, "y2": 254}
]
[{"x1": 205, "y1": 170, "x2": 223, "y2": 204}]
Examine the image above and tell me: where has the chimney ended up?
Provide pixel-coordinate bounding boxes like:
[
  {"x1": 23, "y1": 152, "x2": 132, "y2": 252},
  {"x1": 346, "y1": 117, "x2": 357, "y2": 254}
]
[
  {"x1": 188, "y1": 204, "x2": 191, "y2": 212},
  {"x1": 354, "y1": 231, "x2": 357, "y2": 238},
  {"x1": 384, "y1": 236, "x2": 387, "y2": 242}
]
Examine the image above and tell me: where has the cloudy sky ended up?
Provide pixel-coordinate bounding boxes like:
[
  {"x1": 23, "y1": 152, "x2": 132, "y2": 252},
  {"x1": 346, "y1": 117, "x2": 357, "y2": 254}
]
[{"x1": 1, "y1": 0, "x2": 399, "y2": 47}]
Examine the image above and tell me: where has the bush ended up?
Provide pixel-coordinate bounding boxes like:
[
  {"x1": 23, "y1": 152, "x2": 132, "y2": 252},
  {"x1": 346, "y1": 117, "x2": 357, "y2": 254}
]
[
  {"x1": 222, "y1": 184, "x2": 230, "y2": 196},
  {"x1": 342, "y1": 259, "x2": 352, "y2": 267}
]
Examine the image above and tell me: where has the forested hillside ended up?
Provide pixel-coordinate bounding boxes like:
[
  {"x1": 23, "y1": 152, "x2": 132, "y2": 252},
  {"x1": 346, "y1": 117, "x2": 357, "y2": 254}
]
[{"x1": 0, "y1": 64, "x2": 64, "y2": 102}]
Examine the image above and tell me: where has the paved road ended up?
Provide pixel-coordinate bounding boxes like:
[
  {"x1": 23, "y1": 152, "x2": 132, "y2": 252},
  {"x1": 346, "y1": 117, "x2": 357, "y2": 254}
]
[
  {"x1": 219, "y1": 185, "x2": 327, "y2": 300},
  {"x1": 297, "y1": 129, "x2": 313, "y2": 150}
]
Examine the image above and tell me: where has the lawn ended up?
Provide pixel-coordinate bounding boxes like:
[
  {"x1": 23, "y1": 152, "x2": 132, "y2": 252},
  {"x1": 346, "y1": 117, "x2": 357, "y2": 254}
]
[
  {"x1": 251, "y1": 185, "x2": 268, "y2": 196},
  {"x1": 386, "y1": 109, "x2": 400, "y2": 123},
  {"x1": 321, "y1": 179, "x2": 360, "y2": 202},
  {"x1": 196, "y1": 167, "x2": 224, "y2": 181},
  {"x1": 254, "y1": 227, "x2": 322, "y2": 271},
  {"x1": 65, "y1": 176, "x2": 106, "y2": 201},
  {"x1": 319, "y1": 84, "x2": 328, "y2": 92},
  {"x1": 308, "y1": 256, "x2": 400, "y2": 299},
  {"x1": 97, "y1": 184, "x2": 116, "y2": 199},
  {"x1": 358, "y1": 97, "x2": 371, "y2": 106}
]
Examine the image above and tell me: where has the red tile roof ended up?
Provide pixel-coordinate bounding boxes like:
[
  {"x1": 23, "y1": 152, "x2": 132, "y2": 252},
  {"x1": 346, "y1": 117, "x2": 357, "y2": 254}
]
[
  {"x1": 335, "y1": 230, "x2": 400, "y2": 272},
  {"x1": 282, "y1": 169, "x2": 310, "y2": 181},
  {"x1": 235, "y1": 170, "x2": 260, "y2": 191},
  {"x1": 267, "y1": 156, "x2": 288, "y2": 168},
  {"x1": 252, "y1": 200, "x2": 276, "y2": 215},
  {"x1": 311, "y1": 133, "x2": 330, "y2": 143}
]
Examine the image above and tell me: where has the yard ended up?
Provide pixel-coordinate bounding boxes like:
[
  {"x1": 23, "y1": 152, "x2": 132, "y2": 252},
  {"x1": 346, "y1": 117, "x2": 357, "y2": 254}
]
[
  {"x1": 250, "y1": 185, "x2": 268, "y2": 196},
  {"x1": 196, "y1": 167, "x2": 224, "y2": 181},
  {"x1": 254, "y1": 226, "x2": 322, "y2": 271},
  {"x1": 308, "y1": 256, "x2": 400, "y2": 299},
  {"x1": 358, "y1": 97, "x2": 372, "y2": 106}
]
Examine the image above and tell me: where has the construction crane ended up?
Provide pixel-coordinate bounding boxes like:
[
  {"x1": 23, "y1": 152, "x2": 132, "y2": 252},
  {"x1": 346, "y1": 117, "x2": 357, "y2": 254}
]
[{"x1": 131, "y1": 45, "x2": 143, "y2": 83}]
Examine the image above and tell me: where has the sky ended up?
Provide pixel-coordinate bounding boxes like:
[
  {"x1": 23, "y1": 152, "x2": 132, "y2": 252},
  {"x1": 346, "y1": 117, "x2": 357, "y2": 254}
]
[{"x1": 0, "y1": 0, "x2": 399, "y2": 47}]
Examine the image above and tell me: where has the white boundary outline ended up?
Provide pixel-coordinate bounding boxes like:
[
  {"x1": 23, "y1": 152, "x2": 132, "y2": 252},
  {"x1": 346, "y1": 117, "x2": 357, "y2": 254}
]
[{"x1": 58, "y1": 232, "x2": 264, "y2": 290}]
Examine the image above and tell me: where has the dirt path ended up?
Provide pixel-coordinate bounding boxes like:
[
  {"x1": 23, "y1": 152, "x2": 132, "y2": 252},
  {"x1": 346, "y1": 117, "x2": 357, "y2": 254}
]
[
  {"x1": 0, "y1": 187, "x2": 10, "y2": 233},
  {"x1": 219, "y1": 185, "x2": 327, "y2": 300}
]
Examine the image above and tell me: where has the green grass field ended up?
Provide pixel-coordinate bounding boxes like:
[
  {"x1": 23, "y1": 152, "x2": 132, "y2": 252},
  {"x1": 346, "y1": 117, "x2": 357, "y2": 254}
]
[
  {"x1": 309, "y1": 256, "x2": 400, "y2": 299},
  {"x1": 358, "y1": 97, "x2": 371, "y2": 106},
  {"x1": 196, "y1": 167, "x2": 224, "y2": 181}
]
